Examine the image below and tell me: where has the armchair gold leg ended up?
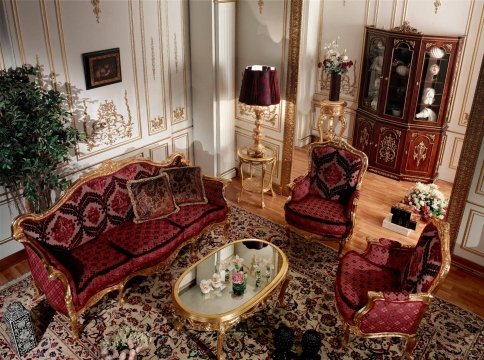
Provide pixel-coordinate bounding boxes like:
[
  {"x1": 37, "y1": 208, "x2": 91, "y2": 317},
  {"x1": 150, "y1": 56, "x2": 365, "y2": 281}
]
[
  {"x1": 70, "y1": 314, "x2": 80, "y2": 341},
  {"x1": 404, "y1": 335, "x2": 416, "y2": 360},
  {"x1": 31, "y1": 278, "x2": 44, "y2": 301},
  {"x1": 340, "y1": 323, "x2": 350, "y2": 349},
  {"x1": 118, "y1": 286, "x2": 125, "y2": 308}
]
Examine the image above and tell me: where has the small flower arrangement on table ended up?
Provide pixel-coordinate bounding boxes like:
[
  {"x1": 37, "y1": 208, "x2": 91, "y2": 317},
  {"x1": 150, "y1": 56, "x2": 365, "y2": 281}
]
[
  {"x1": 100, "y1": 324, "x2": 150, "y2": 360},
  {"x1": 318, "y1": 39, "x2": 354, "y2": 75},
  {"x1": 231, "y1": 255, "x2": 247, "y2": 295},
  {"x1": 401, "y1": 182, "x2": 449, "y2": 222}
]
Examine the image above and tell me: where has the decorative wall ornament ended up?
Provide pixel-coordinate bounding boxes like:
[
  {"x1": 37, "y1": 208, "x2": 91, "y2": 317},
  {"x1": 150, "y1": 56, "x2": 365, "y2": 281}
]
[
  {"x1": 391, "y1": 21, "x2": 422, "y2": 35},
  {"x1": 151, "y1": 37, "x2": 156, "y2": 80},
  {"x1": 258, "y1": 0, "x2": 264, "y2": 14},
  {"x1": 379, "y1": 134, "x2": 397, "y2": 163},
  {"x1": 83, "y1": 90, "x2": 133, "y2": 151},
  {"x1": 434, "y1": 0, "x2": 442, "y2": 14},
  {"x1": 90, "y1": 0, "x2": 101, "y2": 23},
  {"x1": 173, "y1": 107, "x2": 185, "y2": 122},
  {"x1": 238, "y1": 102, "x2": 278, "y2": 126},
  {"x1": 150, "y1": 116, "x2": 164, "y2": 131},
  {"x1": 413, "y1": 141, "x2": 428, "y2": 167}
]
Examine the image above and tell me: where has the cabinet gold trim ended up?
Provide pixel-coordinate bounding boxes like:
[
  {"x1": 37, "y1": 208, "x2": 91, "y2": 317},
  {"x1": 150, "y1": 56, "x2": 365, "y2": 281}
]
[
  {"x1": 391, "y1": 21, "x2": 421, "y2": 34},
  {"x1": 413, "y1": 141, "x2": 427, "y2": 167}
]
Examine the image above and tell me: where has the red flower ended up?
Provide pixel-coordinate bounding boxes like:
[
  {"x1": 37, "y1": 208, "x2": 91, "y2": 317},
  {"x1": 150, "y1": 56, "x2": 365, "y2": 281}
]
[
  {"x1": 321, "y1": 163, "x2": 343, "y2": 186},
  {"x1": 110, "y1": 190, "x2": 131, "y2": 215},
  {"x1": 86, "y1": 206, "x2": 101, "y2": 224}
]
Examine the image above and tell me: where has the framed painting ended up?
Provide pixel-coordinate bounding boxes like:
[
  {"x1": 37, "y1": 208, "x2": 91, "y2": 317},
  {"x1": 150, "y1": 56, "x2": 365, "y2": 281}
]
[{"x1": 82, "y1": 48, "x2": 122, "y2": 89}]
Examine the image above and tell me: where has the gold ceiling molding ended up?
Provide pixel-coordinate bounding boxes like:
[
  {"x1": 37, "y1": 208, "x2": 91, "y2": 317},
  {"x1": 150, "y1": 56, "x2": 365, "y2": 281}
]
[
  {"x1": 91, "y1": 0, "x2": 101, "y2": 23},
  {"x1": 434, "y1": 0, "x2": 442, "y2": 14},
  {"x1": 83, "y1": 91, "x2": 133, "y2": 151},
  {"x1": 391, "y1": 21, "x2": 422, "y2": 34}
]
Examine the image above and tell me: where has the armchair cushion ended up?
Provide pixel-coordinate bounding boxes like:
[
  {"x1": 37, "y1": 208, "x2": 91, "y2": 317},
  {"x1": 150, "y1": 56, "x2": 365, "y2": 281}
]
[
  {"x1": 309, "y1": 146, "x2": 363, "y2": 200},
  {"x1": 363, "y1": 239, "x2": 414, "y2": 275},
  {"x1": 336, "y1": 251, "x2": 401, "y2": 310},
  {"x1": 161, "y1": 166, "x2": 208, "y2": 206},
  {"x1": 285, "y1": 194, "x2": 350, "y2": 237},
  {"x1": 127, "y1": 173, "x2": 179, "y2": 223}
]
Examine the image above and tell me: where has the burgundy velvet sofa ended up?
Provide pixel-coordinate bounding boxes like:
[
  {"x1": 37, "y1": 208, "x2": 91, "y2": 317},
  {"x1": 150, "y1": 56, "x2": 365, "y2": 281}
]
[{"x1": 11, "y1": 154, "x2": 230, "y2": 340}]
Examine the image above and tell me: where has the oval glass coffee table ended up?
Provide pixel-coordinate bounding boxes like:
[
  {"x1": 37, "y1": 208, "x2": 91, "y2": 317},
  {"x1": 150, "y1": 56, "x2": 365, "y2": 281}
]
[{"x1": 172, "y1": 239, "x2": 289, "y2": 359}]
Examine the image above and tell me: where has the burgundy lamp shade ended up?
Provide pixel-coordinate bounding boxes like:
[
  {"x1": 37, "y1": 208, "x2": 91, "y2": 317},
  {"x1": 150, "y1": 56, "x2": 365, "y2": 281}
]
[{"x1": 239, "y1": 65, "x2": 280, "y2": 106}]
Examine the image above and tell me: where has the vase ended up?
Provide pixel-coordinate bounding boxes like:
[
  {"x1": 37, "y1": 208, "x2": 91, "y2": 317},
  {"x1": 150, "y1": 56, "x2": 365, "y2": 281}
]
[
  {"x1": 329, "y1": 72, "x2": 341, "y2": 102},
  {"x1": 232, "y1": 281, "x2": 246, "y2": 296}
]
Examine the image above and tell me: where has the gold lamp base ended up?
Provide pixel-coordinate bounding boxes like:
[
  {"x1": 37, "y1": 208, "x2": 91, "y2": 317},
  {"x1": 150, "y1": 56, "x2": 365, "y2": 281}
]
[{"x1": 248, "y1": 108, "x2": 266, "y2": 158}]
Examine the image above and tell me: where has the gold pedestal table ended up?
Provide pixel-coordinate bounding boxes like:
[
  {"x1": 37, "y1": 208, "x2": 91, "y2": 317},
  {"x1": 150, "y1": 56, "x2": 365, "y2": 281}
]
[
  {"x1": 172, "y1": 239, "x2": 289, "y2": 360},
  {"x1": 237, "y1": 146, "x2": 276, "y2": 208},
  {"x1": 318, "y1": 99, "x2": 347, "y2": 141}
]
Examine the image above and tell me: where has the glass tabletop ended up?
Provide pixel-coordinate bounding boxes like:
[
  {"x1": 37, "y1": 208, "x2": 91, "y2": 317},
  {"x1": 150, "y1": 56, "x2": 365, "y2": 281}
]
[{"x1": 173, "y1": 239, "x2": 286, "y2": 317}]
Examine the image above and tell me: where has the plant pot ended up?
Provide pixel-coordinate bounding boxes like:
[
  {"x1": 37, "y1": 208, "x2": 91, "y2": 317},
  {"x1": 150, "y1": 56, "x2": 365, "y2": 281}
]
[{"x1": 329, "y1": 73, "x2": 341, "y2": 102}]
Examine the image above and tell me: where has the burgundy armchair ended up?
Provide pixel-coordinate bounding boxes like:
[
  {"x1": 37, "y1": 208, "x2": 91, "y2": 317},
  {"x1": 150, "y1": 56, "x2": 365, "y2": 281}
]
[
  {"x1": 335, "y1": 219, "x2": 451, "y2": 359},
  {"x1": 284, "y1": 140, "x2": 368, "y2": 255}
]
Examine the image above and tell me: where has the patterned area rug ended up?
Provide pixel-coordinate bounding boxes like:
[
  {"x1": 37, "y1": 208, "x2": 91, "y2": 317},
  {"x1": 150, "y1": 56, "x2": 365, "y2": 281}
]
[{"x1": 1, "y1": 205, "x2": 483, "y2": 359}]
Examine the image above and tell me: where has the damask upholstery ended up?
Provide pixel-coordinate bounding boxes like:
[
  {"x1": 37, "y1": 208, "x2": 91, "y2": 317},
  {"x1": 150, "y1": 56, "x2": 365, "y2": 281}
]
[
  {"x1": 11, "y1": 154, "x2": 231, "y2": 341},
  {"x1": 284, "y1": 140, "x2": 368, "y2": 255},
  {"x1": 127, "y1": 173, "x2": 179, "y2": 223},
  {"x1": 335, "y1": 219, "x2": 451, "y2": 359},
  {"x1": 161, "y1": 166, "x2": 208, "y2": 206}
]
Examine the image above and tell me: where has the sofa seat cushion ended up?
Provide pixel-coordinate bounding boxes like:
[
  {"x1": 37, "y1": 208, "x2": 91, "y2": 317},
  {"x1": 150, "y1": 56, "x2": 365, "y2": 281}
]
[
  {"x1": 102, "y1": 219, "x2": 183, "y2": 257},
  {"x1": 285, "y1": 194, "x2": 350, "y2": 237},
  {"x1": 65, "y1": 240, "x2": 129, "y2": 293},
  {"x1": 167, "y1": 203, "x2": 228, "y2": 239},
  {"x1": 336, "y1": 251, "x2": 400, "y2": 310}
]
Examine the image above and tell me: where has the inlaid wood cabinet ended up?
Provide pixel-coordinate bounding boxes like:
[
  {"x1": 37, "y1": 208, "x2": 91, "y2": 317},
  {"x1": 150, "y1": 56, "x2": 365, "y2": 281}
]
[{"x1": 354, "y1": 23, "x2": 464, "y2": 182}]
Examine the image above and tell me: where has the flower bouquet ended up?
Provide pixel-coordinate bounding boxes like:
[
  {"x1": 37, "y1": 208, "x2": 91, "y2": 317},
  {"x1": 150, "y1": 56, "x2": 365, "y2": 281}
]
[
  {"x1": 100, "y1": 324, "x2": 150, "y2": 360},
  {"x1": 401, "y1": 182, "x2": 448, "y2": 222},
  {"x1": 318, "y1": 39, "x2": 354, "y2": 75}
]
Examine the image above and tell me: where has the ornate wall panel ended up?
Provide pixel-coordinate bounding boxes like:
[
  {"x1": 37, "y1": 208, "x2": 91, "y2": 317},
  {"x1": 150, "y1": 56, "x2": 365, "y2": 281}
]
[
  {"x1": 454, "y1": 205, "x2": 484, "y2": 264},
  {"x1": 165, "y1": 0, "x2": 189, "y2": 128}
]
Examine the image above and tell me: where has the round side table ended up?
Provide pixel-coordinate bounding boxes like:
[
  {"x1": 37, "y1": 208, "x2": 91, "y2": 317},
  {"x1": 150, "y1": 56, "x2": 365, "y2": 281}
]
[{"x1": 237, "y1": 146, "x2": 276, "y2": 208}]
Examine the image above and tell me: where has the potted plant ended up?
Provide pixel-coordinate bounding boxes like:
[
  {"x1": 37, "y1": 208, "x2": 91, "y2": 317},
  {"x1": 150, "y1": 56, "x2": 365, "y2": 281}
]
[{"x1": 0, "y1": 65, "x2": 84, "y2": 213}]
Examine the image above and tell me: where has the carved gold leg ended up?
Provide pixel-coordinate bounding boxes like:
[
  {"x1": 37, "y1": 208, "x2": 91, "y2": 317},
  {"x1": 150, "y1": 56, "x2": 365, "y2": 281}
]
[
  {"x1": 404, "y1": 335, "x2": 416, "y2": 360},
  {"x1": 174, "y1": 317, "x2": 185, "y2": 332},
  {"x1": 118, "y1": 285, "x2": 125, "y2": 308},
  {"x1": 69, "y1": 313, "x2": 80, "y2": 341},
  {"x1": 278, "y1": 277, "x2": 290, "y2": 307},
  {"x1": 340, "y1": 323, "x2": 350, "y2": 349},
  {"x1": 237, "y1": 162, "x2": 244, "y2": 203},
  {"x1": 337, "y1": 239, "x2": 347, "y2": 256},
  {"x1": 222, "y1": 218, "x2": 230, "y2": 241},
  {"x1": 31, "y1": 278, "x2": 44, "y2": 301},
  {"x1": 217, "y1": 330, "x2": 225, "y2": 360}
]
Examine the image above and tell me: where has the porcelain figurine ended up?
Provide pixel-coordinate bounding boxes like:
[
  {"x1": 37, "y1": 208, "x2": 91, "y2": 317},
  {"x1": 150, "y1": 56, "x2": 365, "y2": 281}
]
[
  {"x1": 421, "y1": 88, "x2": 435, "y2": 105},
  {"x1": 416, "y1": 107, "x2": 437, "y2": 121},
  {"x1": 429, "y1": 46, "x2": 445, "y2": 59}
]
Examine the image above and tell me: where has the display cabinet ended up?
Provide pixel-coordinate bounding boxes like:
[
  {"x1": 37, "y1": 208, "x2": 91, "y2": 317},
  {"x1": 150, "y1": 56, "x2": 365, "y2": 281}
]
[{"x1": 354, "y1": 22, "x2": 463, "y2": 182}]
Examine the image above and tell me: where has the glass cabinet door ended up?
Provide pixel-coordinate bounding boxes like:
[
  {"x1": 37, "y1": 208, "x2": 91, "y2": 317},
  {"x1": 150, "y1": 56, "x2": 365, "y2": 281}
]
[
  {"x1": 384, "y1": 41, "x2": 415, "y2": 119},
  {"x1": 361, "y1": 36, "x2": 385, "y2": 112},
  {"x1": 414, "y1": 45, "x2": 450, "y2": 123}
]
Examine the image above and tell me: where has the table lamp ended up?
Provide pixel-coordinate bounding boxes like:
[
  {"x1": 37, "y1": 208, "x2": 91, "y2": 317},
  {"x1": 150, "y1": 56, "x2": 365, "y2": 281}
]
[{"x1": 238, "y1": 65, "x2": 280, "y2": 158}]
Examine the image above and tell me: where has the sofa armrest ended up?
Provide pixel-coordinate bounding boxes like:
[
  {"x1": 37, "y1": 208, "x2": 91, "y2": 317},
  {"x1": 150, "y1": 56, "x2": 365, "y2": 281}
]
[
  {"x1": 286, "y1": 174, "x2": 310, "y2": 203},
  {"x1": 355, "y1": 291, "x2": 430, "y2": 335},
  {"x1": 203, "y1": 176, "x2": 231, "y2": 208},
  {"x1": 362, "y1": 237, "x2": 414, "y2": 273},
  {"x1": 22, "y1": 238, "x2": 79, "y2": 312},
  {"x1": 345, "y1": 189, "x2": 360, "y2": 219}
]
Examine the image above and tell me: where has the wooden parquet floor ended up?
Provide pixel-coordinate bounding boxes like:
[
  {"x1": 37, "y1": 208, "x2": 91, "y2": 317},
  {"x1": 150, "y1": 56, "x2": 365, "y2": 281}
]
[{"x1": 1, "y1": 146, "x2": 483, "y2": 318}]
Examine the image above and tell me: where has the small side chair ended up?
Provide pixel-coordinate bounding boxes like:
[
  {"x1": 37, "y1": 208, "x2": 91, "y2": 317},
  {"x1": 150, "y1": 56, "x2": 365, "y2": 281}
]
[
  {"x1": 334, "y1": 219, "x2": 451, "y2": 359},
  {"x1": 284, "y1": 140, "x2": 368, "y2": 255}
]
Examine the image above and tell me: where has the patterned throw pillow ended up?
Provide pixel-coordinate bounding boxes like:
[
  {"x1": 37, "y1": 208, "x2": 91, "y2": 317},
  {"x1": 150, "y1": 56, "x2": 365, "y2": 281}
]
[
  {"x1": 161, "y1": 166, "x2": 208, "y2": 206},
  {"x1": 127, "y1": 173, "x2": 179, "y2": 223}
]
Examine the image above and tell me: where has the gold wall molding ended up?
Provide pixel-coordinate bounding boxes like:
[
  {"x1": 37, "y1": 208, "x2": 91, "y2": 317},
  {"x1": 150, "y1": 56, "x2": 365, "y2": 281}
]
[
  {"x1": 449, "y1": 137, "x2": 464, "y2": 170},
  {"x1": 476, "y1": 162, "x2": 484, "y2": 196},
  {"x1": 83, "y1": 91, "x2": 133, "y2": 151},
  {"x1": 258, "y1": 0, "x2": 264, "y2": 14},
  {"x1": 460, "y1": 208, "x2": 484, "y2": 257},
  {"x1": 447, "y1": 60, "x2": 484, "y2": 252},
  {"x1": 173, "y1": 106, "x2": 185, "y2": 122},
  {"x1": 237, "y1": 102, "x2": 278, "y2": 127},
  {"x1": 39, "y1": 0, "x2": 58, "y2": 90},
  {"x1": 280, "y1": 0, "x2": 302, "y2": 195},
  {"x1": 0, "y1": 45, "x2": 5, "y2": 69},
  {"x1": 174, "y1": 33, "x2": 178, "y2": 73},
  {"x1": 10, "y1": 0, "x2": 26, "y2": 64},
  {"x1": 91, "y1": 0, "x2": 101, "y2": 23},
  {"x1": 54, "y1": 0, "x2": 73, "y2": 109},
  {"x1": 151, "y1": 37, "x2": 156, "y2": 79},
  {"x1": 319, "y1": 66, "x2": 358, "y2": 97}
]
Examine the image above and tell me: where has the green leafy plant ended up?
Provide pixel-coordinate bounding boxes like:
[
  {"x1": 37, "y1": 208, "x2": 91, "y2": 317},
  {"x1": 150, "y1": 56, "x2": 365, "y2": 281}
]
[{"x1": 0, "y1": 65, "x2": 84, "y2": 213}]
